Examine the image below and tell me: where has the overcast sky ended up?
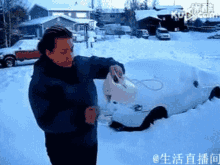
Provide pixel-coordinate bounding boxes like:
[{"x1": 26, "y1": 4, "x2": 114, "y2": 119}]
[{"x1": 26, "y1": 0, "x2": 220, "y2": 14}]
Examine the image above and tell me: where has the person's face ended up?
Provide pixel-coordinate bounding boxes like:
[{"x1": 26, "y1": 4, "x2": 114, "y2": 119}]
[{"x1": 46, "y1": 38, "x2": 74, "y2": 68}]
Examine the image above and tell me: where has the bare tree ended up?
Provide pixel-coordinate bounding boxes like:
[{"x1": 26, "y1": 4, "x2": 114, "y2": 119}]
[
  {"x1": 1, "y1": 0, "x2": 8, "y2": 47},
  {"x1": 0, "y1": 0, "x2": 28, "y2": 47},
  {"x1": 140, "y1": 0, "x2": 148, "y2": 10},
  {"x1": 96, "y1": 0, "x2": 102, "y2": 12},
  {"x1": 124, "y1": 0, "x2": 140, "y2": 11},
  {"x1": 152, "y1": 0, "x2": 159, "y2": 9}
]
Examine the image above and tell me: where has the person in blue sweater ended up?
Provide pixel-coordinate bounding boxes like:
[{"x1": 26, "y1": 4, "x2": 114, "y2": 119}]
[{"x1": 28, "y1": 25, "x2": 125, "y2": 165}]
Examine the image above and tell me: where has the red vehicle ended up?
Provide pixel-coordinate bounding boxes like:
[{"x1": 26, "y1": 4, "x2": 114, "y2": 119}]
[{"x1": 0, "y1": 39, "x2": 40, "y2": 67}]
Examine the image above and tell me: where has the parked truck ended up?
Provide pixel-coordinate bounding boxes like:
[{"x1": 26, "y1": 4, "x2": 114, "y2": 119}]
[{"x1": 0, "y1": 39, "x2": 40, "y2": 67}]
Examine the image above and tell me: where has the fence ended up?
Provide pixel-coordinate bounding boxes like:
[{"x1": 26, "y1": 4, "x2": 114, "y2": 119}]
[{"x1": 188, "y1": 26, "x2": 217, "y2": 32}]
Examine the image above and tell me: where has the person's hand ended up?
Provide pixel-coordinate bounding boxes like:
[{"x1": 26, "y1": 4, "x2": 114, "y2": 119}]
[
  {"x1": 109, "y1": 65, "x2": 124, "y2": 83},
  {"x1": 85, "y1": 106, "x2": 99, "y2": 125}
]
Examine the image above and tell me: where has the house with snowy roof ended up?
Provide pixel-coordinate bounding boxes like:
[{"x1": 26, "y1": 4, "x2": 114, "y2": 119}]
[
  {"x1": 198, "y1": 17, "x2": 220, "y2": 26},
  {"x1": 153, "y1": 5, "x2": 183, "y2": 11},
  {"x1": 18, "y1": 15, "x2": 96, "y2": 38},
  {"x1": 155, "y1": 5, "x2": 185, "y2": 31},
  {"x1": 19, "y1": 2, "x2": 96, "y2": 38},
  {"x1": 29, "y1": 2, "x2": 93, "y2": 20},
  {"x1": 90, "y1": 8, "x2": 125, "y2": 26},
  {"x1": 135, "y1": 10, "x2": 161, "y2": 34},
  {"x1": 135, "y1": 5, "x2": 185, "y2": 34},
  {"x1": 100, "y1": 8, "x2": 125, "y2": 25}
]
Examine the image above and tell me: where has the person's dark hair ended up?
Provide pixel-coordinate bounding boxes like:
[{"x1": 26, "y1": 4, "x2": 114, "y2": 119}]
[{"x1": 38, "y1": 25, "x2": 72, "y2": 55}]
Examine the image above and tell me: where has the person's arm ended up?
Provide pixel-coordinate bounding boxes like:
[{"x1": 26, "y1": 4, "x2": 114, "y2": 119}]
[
  {"x1": 89, "y1": 56, "x2": 125, "y2": 79},
  {"x1": 28, "y1": 79, "x2": 79, "y2": 133}
]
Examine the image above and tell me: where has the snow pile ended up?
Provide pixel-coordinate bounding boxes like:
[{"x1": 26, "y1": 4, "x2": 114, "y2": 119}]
[{"x1": 0, "y1": 31, "x2": 220, "y2": 165}]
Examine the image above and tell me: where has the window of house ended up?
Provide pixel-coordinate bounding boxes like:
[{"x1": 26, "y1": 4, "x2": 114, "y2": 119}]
[
  {"x1": 57, "y1": 17, "x2": 60, "y2": 21},
  {"x1": 80, "y1": 25, "x2": 84, "y2": 30},
  {"x1": 175, "y1": 17, "x2": 179, "y2": 21},
  {"x1": 53, "y1": 12, "x2": 64, "y2": 16},
  {"x1": 163, "y1": 17, "x2": 166, "y2": 21},
  {"x1": 76, "y1": 12, "x2": 87, "y2": 18},
  {"x1": 110, "y1": 14, "x2": 115, "y2": 18}
]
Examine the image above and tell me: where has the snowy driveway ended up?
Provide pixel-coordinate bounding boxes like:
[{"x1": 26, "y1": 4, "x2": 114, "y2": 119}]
[{"x1": 0, "y1": 31, "x2": 220, "y2": 165}]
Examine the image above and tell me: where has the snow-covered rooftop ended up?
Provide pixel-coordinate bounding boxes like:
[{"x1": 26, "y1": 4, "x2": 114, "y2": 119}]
[
  {"x1": 157, "y1": 9, "x2": 183, "y2": 15},
  {"x1": 135, "y1": 10, "x2": 161, "y2": 21},
  {"x1": 49, "y1": 3, "x2": 93, "y2": 11},
  {"x1": 28, "y1": 4, "x2": 48, "y2": 13},
  {"x1": 199, "y1": 17, "x2": 220, "y2": 23},
  {"x1": 19, "y1": 15, "x2": 96, "y2": 27},
  {"x1": 29, "y1": 3, "x2": 93, "y2": 12},
  {"x1": 155, "y1": 5, "x2": 183, "y2": 10},
  {"x1": 19, "y1": 16, "x2": 59, "y2": 27}
]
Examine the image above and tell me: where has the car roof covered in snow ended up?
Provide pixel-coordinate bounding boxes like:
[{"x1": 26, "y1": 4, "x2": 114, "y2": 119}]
[
  {"x1": 13, "y1": 39, "x2": 39, "y2": 47},
  {"x1": 157, "y1": 27, "x2": 168, "y2": 31}
]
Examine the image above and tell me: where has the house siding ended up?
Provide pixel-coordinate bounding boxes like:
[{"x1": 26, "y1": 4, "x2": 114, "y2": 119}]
[
  {"x1": 19, "y1": 25, "x2": 42, "y2": 37},
  {"x1": 48, "y1": 10, "x2": 90, "y2": 19},
  {"x1": 157, "y1": 14, "x2": 185, "y2": 31},
  {"x1": 29, "y1": 5, "x2": 48, "y2": 20},
  {"x1": 43, "y1": 17, "x2": 76, "y2": 31},
  {"x1": 137, "y1": 17, "x2": 161, "y2": 35},
  {"x1": 19, "y1": 17, "x2": 76, "y2": 38},
  {"x1": 99, "y1": 13, "x2": 124, "y2": 24}
]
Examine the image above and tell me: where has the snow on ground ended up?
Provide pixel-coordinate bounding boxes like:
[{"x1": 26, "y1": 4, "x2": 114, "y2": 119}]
[{"x1": 0, "y1": 31, "x2": 220, "y2": 165}]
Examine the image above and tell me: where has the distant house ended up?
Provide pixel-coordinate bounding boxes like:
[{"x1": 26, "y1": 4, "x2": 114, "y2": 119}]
[
  {"x1": 135, "y1": 5, "x2": 185, "y2": 34},
  {"x1": 199, "y1": 18, "x2": 220, "y2": 26},
  {"x1": 29, "y1": 4, "x2": 49, "y2": 20},
  {"x1": 20, "y1": 3, "x2": 96, "y2": 37},
  {"x1": 100, "y1": 9, "x2": 125, "y2": 25},
  {"x1": 18, "y1": 15, "x2": 96, "y2": 38},
  {"x1": 155, "y1": 5, "x2": 185, "y2": 31},
  {"x1": 135, "y1": 10, "x2": 161, "y2": 35},
  {"x1": 91, "y1": 8, "x2": 125, "y2": 26},
  {"x1": 29, "y1": 3, "x2": 93, "y2": 20}
]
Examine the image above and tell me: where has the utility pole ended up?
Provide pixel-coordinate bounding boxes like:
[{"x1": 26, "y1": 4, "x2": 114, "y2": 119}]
[
  {"x1": 92, "y1": 0, "x2": 94, "y2": 9},
  {"x1": 207, "y1": 0, "x2": 209, "y2": 13}
]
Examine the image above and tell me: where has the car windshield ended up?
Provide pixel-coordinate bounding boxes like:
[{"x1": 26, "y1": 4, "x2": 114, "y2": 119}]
[
  {"x1": 160, "y1": 30, "x2": 168, "y2": 33},
  {"x1": 12, "y1": 40, "x2": 23, "y2": 48}
]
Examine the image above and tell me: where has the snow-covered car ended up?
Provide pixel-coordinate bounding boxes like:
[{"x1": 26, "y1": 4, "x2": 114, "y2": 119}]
[
  {"x1": 156, "y1": 27, "x2": 171, "y2": 40},
  {"x1": 72, "y1": 32, "x2": 85, "y2": 43},
  {"x1": 215, "y1": 24, "x2": 220, "y2": 31},
  {"x1": 102, "y1": 58, "x2": 220, "y2": 131},
  {"x1": 131, "y1": 29, "x2": 149, "y2": 39},
  {"x1": 207, "y1": 33, "x2": 220, "y2": 39},
  {"x1": 0, "y1": 39, "x2": 39, "y2": 67},
  {"x1": 121, "y1": 26, "x2": 132, "y2": 35},
  {"x1": 137, "y1": 29, "x2": 149, "y2": 39}
]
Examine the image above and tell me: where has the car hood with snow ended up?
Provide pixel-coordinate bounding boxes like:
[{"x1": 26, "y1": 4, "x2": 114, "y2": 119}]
[{"x1": 104, "y1": 58, "x2": 220, "y2": 127}]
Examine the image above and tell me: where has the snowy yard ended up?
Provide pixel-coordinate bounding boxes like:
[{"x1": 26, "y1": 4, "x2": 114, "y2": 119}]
[{"x1": 0, "y1": 31, "x2": 220, "y2": 165}]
